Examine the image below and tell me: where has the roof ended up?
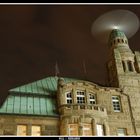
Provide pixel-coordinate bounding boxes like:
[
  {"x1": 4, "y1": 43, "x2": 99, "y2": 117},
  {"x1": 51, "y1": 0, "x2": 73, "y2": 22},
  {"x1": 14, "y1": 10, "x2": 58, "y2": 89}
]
[
  {"x1": 109, "y1": 29, "x2": 127, "y2": 40},
  {"x1": 0, "y1": 76, "x2": 79, "y2": 117}
]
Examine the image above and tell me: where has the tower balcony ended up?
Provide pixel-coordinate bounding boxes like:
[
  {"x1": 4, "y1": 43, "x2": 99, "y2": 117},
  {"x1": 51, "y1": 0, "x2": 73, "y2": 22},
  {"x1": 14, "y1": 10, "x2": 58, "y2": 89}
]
[{"x1": 59, "y1": 104, "x2": 107, "y2": 118}]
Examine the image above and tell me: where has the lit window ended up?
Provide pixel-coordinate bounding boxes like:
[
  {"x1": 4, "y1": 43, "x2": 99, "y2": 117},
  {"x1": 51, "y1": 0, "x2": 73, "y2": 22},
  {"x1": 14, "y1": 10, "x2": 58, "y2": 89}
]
[
  {"x1": 66, "y1": 92, "x2": 72, "y2": 104},
  {"x1": 17, "y1": 125, "x2": 27, "y2": 136},
  {"x1": 117, "y1": 128, "x2": 126, "y2": 136},
  {"x1": 112, "y1": 96, "x2": 121, "y2": 112},
  {"x1": 82, "y1": 124, "x2": 92, "y2": 136},
  {"x1": 31, "y1": 126, "x2": 41, "y2": 136},
  {"x1": 76, "y1": 90, "x2": 85, "y2": 104},
  {"x1": 68, "y1": 124, "x2": 78, "y2": 136},
  {"x1": 96, "y1": 124, "x2": 104, "y2": 136},
  {"x1": 89, "y1": 94, "x2": 96, "y2": 104}
]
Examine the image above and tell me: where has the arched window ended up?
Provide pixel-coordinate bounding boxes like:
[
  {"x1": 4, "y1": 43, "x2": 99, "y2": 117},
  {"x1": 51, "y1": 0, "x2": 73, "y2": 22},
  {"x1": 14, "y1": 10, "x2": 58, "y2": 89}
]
[
  {"x1": 122, "y1": 39, "x2": 124, "y2": 43},
  {"x1": 66, "y1": 92, "x2": 72, "y2": 104},
  {"x1": 127, "y1": 61, "x2": 133, "y2": 72},
  {"x1": 117, "y1": 39, "x2": 120, "y2": 43},
  {"x1": 122, "y1": 61, "x2": 126, "y2": 72}
]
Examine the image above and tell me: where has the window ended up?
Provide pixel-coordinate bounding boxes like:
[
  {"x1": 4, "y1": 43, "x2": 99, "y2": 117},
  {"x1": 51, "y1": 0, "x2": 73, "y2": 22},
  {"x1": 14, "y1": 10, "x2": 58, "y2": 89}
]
[
  {"x1": 82, "y1": 124, "x2": 92, "y2": 136},
  {"x1": 112, "y1": 96, "x2": 121, "y2": 112},
  {"x1": 117, "y1": 128, "x2": 126, "y2": 136},
  {"x1": 122, "y1": 61, "x2": 126, "y2": 72},
  {"x1": 117, "y1": 39, "x2": 120, "y2": 43},
  {"x1": 17, "y1": 125, "x2": 27, "y2": 136},
  {"x1": 89, "y1": 94, "x2": 96, "y2": 104},
  {"x1": 127, "y1": 61, "x2": 133, "y2": 72},
  {"x1": 96, "y1": 124, "x2": 104, "y2": 136},
  {"x1": 68, "y1": 124, "x2": 78, "y2": 136},
  {"x1": 66, "y1": 92, "x2": 72, "y2": 104},
  {"x1": 122, "y1": 39, "x2": 124, "y2": 43},
  {"x1": 76, "y1": 90, "x2": 85, "y2": 104},
  {"x1": 31, "y1": 126, "x2": 41, "y2": 136}
]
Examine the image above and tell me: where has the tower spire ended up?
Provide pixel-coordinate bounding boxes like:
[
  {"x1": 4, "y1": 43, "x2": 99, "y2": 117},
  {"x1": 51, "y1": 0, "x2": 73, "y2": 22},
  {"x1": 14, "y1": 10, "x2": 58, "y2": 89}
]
[
  {"x1": 55, "y1": 61, "x2": 60, "y2": 77},
  {"x1": 83, "y1": 60, "x2": 87, "y2": 80}
]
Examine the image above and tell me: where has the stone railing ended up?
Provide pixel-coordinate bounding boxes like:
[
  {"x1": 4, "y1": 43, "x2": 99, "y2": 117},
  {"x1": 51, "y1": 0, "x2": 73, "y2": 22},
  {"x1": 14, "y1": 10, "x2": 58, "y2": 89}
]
[{"x1": 59, "y1": 104, "x2": 107, "y2": 117}]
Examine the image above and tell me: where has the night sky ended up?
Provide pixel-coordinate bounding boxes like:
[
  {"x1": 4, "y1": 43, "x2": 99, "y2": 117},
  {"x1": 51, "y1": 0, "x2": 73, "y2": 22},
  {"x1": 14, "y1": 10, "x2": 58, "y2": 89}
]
[{"x1": 0, "y1": 5, "x2": 140, "y2": 104}]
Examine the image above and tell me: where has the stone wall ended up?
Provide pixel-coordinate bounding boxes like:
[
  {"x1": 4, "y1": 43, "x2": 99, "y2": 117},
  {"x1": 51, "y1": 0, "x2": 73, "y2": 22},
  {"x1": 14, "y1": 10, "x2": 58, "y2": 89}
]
[
  {"x1": 0, "y1": 115, "x2": 59, "y2": 136},
  {"x1": 57, "y1": 80, "x2": 135, "y2": 135}
]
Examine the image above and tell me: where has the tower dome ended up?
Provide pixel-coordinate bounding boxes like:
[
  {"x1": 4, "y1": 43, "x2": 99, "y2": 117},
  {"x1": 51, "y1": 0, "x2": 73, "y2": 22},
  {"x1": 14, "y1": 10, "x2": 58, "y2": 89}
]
[
  {"x1": 108, "y1": 29, "x2": 128, "y2": 48},
  {"x1": 109, "y1": 29, "x2": 127, "y2": 40}
]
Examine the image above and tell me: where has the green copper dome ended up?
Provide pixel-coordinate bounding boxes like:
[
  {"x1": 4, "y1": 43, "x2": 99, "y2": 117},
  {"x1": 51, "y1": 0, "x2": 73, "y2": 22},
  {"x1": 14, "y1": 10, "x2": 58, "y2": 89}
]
[{"x1": 109, "y1": 29, "x2": 127, "y2": 40}]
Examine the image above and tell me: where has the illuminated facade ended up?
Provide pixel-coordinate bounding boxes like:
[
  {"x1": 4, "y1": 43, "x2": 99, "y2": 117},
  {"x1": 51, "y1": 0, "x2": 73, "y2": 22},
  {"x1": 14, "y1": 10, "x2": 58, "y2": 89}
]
[{"x1": 0, "y1": 29, "x2": 140, "y2": 136}]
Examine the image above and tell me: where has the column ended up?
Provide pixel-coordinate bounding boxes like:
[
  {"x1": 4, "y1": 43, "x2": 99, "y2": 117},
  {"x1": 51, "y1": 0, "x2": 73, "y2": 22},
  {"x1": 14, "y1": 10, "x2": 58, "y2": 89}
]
[
  {"x1": 104, "y1": 122, "x2": 110, "y2": 136},
  {"x1": 131, "y1": 61, "x2": 136, "y2": 72},
  {"x1": 124, "y1": 61, "x2": 129, "y2": 72},
  {"x1": 91, "y1": 118, "x2": 96, "y2": 136}
]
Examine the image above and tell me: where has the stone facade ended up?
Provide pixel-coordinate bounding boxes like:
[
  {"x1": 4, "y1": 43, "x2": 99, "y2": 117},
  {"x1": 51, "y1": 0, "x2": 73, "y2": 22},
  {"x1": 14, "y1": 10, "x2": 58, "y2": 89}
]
[
  {"x1": 56, "y1": 29, "x2": 140, "y2": 136},
  {"x1": 0, "y1": 115, "x2": 59, "y2": 136},
  {"x1": 0, "y1": 29, "x2": 140, "y2": 136}
]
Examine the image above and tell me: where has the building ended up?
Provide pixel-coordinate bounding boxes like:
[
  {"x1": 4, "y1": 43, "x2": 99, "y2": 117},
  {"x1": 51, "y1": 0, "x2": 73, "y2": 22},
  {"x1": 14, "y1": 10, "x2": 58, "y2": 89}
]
[{"x1": 0, "y1": 29, "x2": 140, "y2": 136}]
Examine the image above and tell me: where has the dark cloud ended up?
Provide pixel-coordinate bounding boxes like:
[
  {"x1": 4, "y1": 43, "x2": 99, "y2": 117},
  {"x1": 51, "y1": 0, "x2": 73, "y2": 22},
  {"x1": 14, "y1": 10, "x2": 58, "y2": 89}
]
[{"x1": 0, "y1": 5, "x2": 140, "y2": 104}]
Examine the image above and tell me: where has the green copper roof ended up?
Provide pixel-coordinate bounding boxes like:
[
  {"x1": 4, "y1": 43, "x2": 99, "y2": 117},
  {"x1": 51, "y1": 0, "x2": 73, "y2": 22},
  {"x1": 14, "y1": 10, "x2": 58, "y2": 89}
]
[
  {"x1": 0, "y1": 76, "x2": 80, "y2": 116},
  {"x1": 109, "y1": 29, "x2": 127, "y2": 40}
]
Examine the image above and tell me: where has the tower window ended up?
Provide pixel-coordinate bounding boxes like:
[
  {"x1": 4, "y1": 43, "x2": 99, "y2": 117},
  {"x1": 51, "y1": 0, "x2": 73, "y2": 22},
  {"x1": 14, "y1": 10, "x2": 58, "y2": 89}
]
[
  {"x1": 127, "y1": 61, "x2": 133, "y2": 72},
  {"x1": 122, "y1": 61, "x2": 126, "y2": 72},
  {"x1": 89, "y1": 94, "x2": 96, "y2": 104},
  {"x1": 76, "y1": 90, "x2": 85, "y2": 104},
  {"x1": 134, "y1": 57, "x2": 139, "y2": 73},
  {"x1": 66, "y1": 92, "x2": 72, "y2": 104},
  {"x1": 117, "y1": 39, "x2": 120, "y2": 43},
  {"x1": 112, "y1": 96, "x2": 121, "y2": 112},
  {"x1": 122, "y1": 39, "x2": 124, "y2": 43}
]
